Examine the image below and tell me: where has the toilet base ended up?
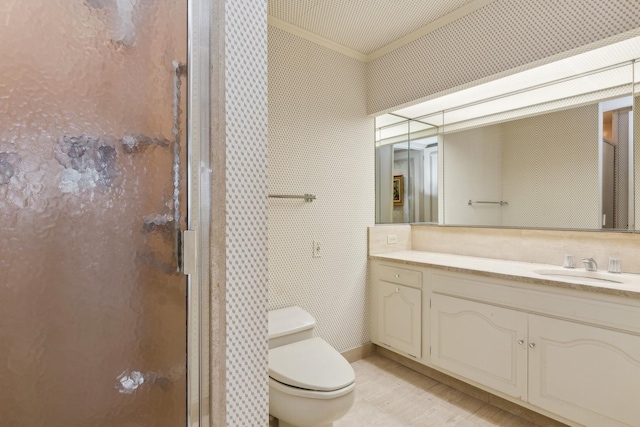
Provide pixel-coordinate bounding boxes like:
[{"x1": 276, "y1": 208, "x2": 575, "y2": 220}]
[{"x1": 277, "y1": 419, "x2": 331, "y2": 427}]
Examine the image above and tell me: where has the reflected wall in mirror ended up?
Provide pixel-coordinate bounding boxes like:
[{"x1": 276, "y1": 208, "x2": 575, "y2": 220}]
[
  {"x1": 375, "y1": 114, "x2": 440, "y2": 224},
  {"x1": 443, "y1": 92, "x2": 632, "y2": 230},
  {"x1": 375, "y1": 35, "x2": 639, "y2": 231}
]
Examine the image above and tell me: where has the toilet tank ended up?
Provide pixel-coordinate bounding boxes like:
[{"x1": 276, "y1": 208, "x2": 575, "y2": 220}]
[{"x1": 268, "y1": 306, "x2": 315, "y2": 349}]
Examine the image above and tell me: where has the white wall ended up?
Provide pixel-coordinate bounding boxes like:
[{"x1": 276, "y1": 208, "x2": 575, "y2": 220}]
[
  {"x1": 268, "y1": 26, "x2": 374, "y2": 352},
  {"x1": 442, "y1": 105, "x2": 600, "y2": 229},
  {"x1": 214, "y1": 2, "x2": 640, "y2": 424},
  {"x1": 443, "y1": 125, "x2": 503, "y2": 226},
  {"x1": 264, "y1": 0, "x2": 640, "y2": 361},
  {"x1": 502, "y1": 104, "x2": 600, "y2": 229}
]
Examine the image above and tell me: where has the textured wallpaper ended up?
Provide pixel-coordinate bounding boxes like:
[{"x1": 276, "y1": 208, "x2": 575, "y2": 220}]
[
  {"x1": 224, "y1": 2, "x2": 640, "y2": 424},
  {"x1": 367, "y1": 0, "x2": 640, "y2": 114},
  {"x1": 224, "y1": 0, "x2": 269, "y2": 425},
  {"x1": 268, "y1": 26, "x2": 375, "y2": 353}
]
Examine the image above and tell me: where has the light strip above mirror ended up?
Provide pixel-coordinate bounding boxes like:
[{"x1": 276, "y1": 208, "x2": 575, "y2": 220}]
[{"x1": 389, "y1": 35, "x2": 640, "y2": 120}]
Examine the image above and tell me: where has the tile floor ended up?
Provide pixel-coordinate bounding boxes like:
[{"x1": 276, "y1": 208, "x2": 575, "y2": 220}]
[
  {"x1": 333, "y1": 353, "x2": 546, "y2": 426},
  {"x1": 270, "y1": 353, "x2": 566, "y2": 427}
]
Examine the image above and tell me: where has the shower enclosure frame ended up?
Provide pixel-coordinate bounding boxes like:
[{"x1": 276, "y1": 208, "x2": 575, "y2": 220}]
[{"x1": 186, "y1": 0, "x2": 211, "y2": 425}]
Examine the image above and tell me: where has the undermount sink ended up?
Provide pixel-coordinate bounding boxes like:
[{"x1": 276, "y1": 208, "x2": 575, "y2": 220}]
[{"x1": 533, "y1": 269, "x2": 623, "y2": 284}]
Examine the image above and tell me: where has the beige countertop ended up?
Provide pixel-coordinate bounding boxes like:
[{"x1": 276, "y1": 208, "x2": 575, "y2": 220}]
[{"x1": 370, "y1": 250, "x2": 640, "y2": 299}]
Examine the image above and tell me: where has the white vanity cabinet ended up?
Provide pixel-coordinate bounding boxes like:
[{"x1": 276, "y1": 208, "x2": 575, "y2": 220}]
[
  {"x1": 430, "y1": 272, "x2": 640, "y2": 427},
  {"x1": 370, "y1": 255, "x2": 640, "y2": 426},
  {"x1": 430, "y1": 293, "x2": 528, "y2": 400},
  {"x1": 371, "y1": 262, "x2": 422, "y2": 358},
  {"x1": 528, "y1": 314, "x2": 640, "y2": 427}
]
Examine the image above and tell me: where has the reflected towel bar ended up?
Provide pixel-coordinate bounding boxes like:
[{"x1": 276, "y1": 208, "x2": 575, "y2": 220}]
[
  {"x1": 468, "y1": 200, "x2": 508, "y2": 206},
  {"x1": 269, "y1": 194, "x2": 316, "y2": 202}
]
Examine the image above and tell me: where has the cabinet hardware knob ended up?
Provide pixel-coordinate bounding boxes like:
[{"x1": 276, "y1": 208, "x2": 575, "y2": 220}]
[
  {"x1": 395, "y1": 287, "x2": 399, "y2": 292},
  {"x1": 518, "y1": 340, "x2": 524, "y2": 345},
  {"x1": 395, "y1": 274, "x2": 400, "y2": 278},
  {"x1": 529, "y1": 343, "x2": 536, "y2": 348}
]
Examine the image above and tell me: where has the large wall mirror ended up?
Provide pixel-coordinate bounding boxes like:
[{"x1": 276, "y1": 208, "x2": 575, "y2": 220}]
[{"x1": 376, "y1": 35, "x2": 639, "y2": 232}]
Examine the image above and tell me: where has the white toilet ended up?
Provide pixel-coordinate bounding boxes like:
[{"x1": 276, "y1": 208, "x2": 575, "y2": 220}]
[{"x1": 268, "y1": 306, "x2": 355, "y2": 427}]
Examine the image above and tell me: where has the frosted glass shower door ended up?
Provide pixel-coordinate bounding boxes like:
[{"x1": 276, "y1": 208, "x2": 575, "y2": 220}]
[{"x1": 0, "y1": 2, "x2": 189, "y2": 426}]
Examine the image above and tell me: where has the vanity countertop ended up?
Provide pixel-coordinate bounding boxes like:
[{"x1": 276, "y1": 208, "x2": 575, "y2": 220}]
[{"x1": 370, "y1": 250, "x2": 640, "y2": 299}]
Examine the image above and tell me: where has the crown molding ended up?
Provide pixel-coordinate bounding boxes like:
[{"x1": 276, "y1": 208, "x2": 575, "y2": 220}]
[
  {"x1": 267, "y1": 15, "x2": 368, "y2": 62},
  {"x1": 268, "y1": 0, "x2": 498, "y2": 63},
  {"x1": 366, "y1": 0, "x2": 498, "y2": 62}
]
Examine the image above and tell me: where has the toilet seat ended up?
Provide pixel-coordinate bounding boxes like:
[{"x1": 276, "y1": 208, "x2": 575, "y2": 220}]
[
  {"x1": 269, "y1": 337, "x2": 355, "y2": 392},
  {"x1": 269, "y1": 377, "x2": 356, "y2": 400}
]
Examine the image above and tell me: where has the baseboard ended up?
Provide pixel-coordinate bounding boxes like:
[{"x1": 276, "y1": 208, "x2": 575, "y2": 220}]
[
  {"x1": 340, "y1": 342, "x2": 375, "y2": 363},
  {"x1": 375, "y1": 346, "x2": 568, "y2": 427}
]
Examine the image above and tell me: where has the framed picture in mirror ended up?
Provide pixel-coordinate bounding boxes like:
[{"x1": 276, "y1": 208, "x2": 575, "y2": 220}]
[{"x1": 393, "y1": 175, "x2": 403, "y2": 206}]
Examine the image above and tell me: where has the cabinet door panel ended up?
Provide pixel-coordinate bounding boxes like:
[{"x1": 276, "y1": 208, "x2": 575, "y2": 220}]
[
  {"x1": 431, "y1": 294, "x2": 528, "y2": 399},
  {"x1": 529, "y1": 315, "x2": 640, "y2": 427},
  {"x1": 378, "y1": 282, "x2": 422, "y2": 357}
]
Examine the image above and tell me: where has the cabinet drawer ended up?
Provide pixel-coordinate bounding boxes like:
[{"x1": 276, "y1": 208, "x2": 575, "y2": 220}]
[{"x1": 378, "y1": 264, "x2": 422, "y2": 288}]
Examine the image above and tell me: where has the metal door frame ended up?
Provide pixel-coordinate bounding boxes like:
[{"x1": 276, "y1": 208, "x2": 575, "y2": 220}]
[{"x1": 187, "y1": 0, "x2": 211, "y2": 425}]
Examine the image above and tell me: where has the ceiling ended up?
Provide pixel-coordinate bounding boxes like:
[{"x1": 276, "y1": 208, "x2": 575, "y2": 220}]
[{"x1": 268, "y1": 0, "x2": 488, "y2": 56}]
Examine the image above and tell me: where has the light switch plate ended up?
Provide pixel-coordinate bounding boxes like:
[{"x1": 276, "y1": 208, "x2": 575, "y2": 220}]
[{"x1": 387, "y1": 234, "x2": 397, "y2": 245}]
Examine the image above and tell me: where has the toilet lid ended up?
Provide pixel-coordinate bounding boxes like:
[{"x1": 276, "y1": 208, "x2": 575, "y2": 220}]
[{"x1": 269, "y1": 337, "x2": 355, "y2": 392}]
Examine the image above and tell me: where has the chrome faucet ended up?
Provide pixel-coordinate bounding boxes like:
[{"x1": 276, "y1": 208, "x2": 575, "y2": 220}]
[{"x1": 582, "y1": 258, "x2": 598, "y2": 271}]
